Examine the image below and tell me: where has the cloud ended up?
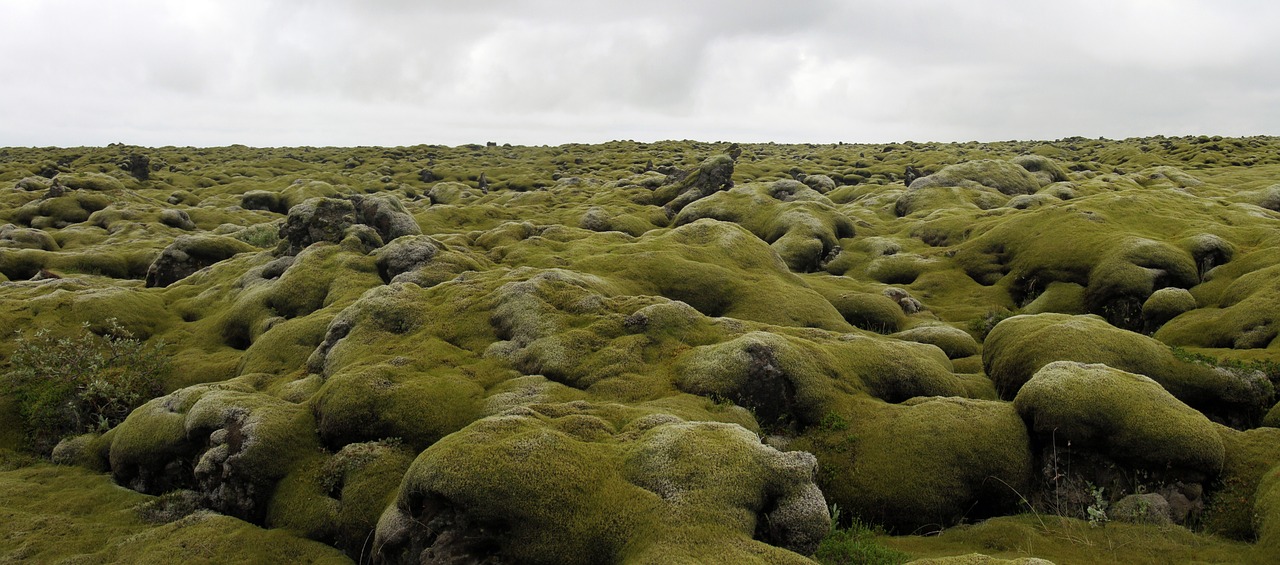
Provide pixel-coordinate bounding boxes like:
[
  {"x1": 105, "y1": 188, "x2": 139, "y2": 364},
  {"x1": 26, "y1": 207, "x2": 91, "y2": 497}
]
[{"x1": 0, "y1": 0, "x2": 1277, "y2": 146}]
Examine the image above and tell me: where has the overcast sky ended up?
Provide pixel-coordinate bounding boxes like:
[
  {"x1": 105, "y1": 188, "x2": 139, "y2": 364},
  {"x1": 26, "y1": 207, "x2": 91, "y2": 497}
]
[{"x1": 2, "y1": 0, "x2": 1277, "y2": 147}]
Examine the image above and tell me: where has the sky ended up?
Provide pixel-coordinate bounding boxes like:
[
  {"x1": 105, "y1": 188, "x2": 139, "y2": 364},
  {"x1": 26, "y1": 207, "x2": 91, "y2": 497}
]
[{"x1": 1, "y1": 0, "x2": 1278, "y2": 147}]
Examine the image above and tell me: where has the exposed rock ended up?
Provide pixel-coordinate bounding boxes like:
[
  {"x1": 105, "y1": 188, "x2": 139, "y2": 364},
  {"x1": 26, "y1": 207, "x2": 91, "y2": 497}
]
[
  {"x1": 1111, "y1": 493, "x2": 1173, "y2": 525},
  {"x1": 278, "y1": 197, "x2": 357, "y2": 255},
  {"x1": 159, "y1": 209, "x2": 197, "y2": 231},
  {"x1": 653, "y1": 154, "x2": 735, "y2": 216},
  {"x1": 145, "y1": 235, "x2": 258, "y2": 287},
  {"x1": 0, "y1": 223, "x2": 59, "y2": 251},
  {"x1": 350, "y1": 194, "x2": 421, "y2": 242}
]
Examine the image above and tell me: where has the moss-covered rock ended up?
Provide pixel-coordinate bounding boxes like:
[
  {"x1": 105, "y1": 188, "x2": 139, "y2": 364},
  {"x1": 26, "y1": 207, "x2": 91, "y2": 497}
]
[
  {"x1": 674, "y1": 179, "x2": 855, "y2": 272},
  {"x1": 1141, "y1": 287, "x2": 1197, "y2": 332},
  {"x1": 909, "y1": 159, "x2": 1044, "y2": 196},
  {"x1": 893, "y1": 324, "x2": 979, "y2": 359},
  {"x1": 1013, "y1": 361, "x2": 1225, "y2": 475},
  {"x1": 350, "y1": 193, "x2": 421, "y2": 242},
  {"x1": 279, "y1": 197, "x2": 358, "y2": 255},
  {"x1": 805, "y1": 396, "x2": 1031, "y2": 533},
  {"x1": 145, "y1": 234, "x2": 258, "y2": 287},
  {"x1": 373, "y1": 407, "x2": 826, "y2": 564},
  {"x1": 1256, "y1": 462, "x2": 1280, "y2": 556},
  {"x1": 984, "y1": 313, "x2": 1272, "y2": 423},
  {"x1": 651, "y1": 153, "x2": 736, "y2": 216}
]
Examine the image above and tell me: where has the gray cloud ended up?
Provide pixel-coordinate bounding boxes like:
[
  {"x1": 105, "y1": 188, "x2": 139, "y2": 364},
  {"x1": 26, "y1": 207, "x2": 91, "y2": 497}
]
[{"x1": 1, "y1": 0, "x2": 1276, "y2": 146}]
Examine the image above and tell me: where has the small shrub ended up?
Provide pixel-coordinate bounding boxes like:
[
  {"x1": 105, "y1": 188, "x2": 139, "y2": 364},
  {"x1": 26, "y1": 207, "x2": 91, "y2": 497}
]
[
  {"x1": 1, "y1": 320, "x2": 168, "y2": 453},
  {"x1": 968, "y1": 308, "x2": 1014, "y2": 340},
  {"x1": 233, "y1": 222, "x2": 282, "y2": 248},
  {"x1": 1086, "y1": 483, "x2": 1109, "y2": 527},
  {"x1": 815, "y1": 506, "x2": 909, "y2": 565}
]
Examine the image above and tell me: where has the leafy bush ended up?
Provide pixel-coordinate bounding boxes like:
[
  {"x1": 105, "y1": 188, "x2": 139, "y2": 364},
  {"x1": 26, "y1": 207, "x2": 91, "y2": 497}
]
[
  {"x1": 815, "y1": 505, "x2": 909, "y2": 565},
  {"x1": 1, "y1": 320, "x2": 168, "y2": 453},
  {"x1": 968, "y1": 307, "x2": 1015, "y2": 340}
]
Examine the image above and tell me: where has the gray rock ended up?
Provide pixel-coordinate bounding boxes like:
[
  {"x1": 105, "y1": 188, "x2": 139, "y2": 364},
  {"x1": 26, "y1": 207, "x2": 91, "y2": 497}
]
[
  {"x1": 159, "y1": 209, "x2": 197, "y2": 231},
  {"x1": 351, "y1": 194, "x2": 421, "y2": 242},
  {"x1": 1111, "y1": 493, "x2": 1172, "y2": 525},
  {"x1": 278, "y1": 197, "x2": 357, "y2": 255}
]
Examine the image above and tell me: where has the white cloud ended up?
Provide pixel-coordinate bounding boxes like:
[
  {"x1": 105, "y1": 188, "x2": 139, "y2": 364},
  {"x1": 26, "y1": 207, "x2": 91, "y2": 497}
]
[{"x1": 0, "y1": 0, "x2": 1276, "y2": 146}]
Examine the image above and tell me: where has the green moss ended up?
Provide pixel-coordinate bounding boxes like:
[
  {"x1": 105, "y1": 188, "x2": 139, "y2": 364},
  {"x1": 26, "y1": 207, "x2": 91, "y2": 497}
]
[
  {"x1": 113, "y1": 512, "x2": 353, "y2": 564},
  {"x1": 882, "y1": 514, "x2": 1253, "y2": 565},
  {"x1": 1020, "y1": 281, "x2": 1086, "y2": 315},
  {"x1": 826, "y1": 292, "x2": 906, "y2": 333},
  {"x1": 311, "y1": 363, "x2": 483, "y2": 451},
  {"x1": 1157, "y1": 263, "x2": 1280, "y2": 350},
  {"x1": 984, "y1": 313, "x2": 1272, "y2": 422},
  {"x1": 268, "y1": 439, "x2": 414, "y2": 556},
  {"x1": 909, "y1": 159, "x2": 1044, "y2": 195},
  {"x1": 374, "y1": 408, "x2": 827, "y2": 563},
  {"x1": 1201, "y1": 426, "x2": 1280, "y2": 540},
  {"x1": 801, "y1": 396, "x2": 1031, "y2": 533},
  {"x1": 1014, "y1": 361, "x2": 1224, "y2": 473},
  {"x1": 1257, "y1": 461, "x2": 1280, "y2": 556},
  {"x1": 59, "y1": 171, "x2": 127, "y2": 191},
  {"x1": 675, "y1": 179, "x2": 855, "y2": 272},
  {"x1": 1142, "y1": 287, "x2": 1197, "y2": 331},
  {"x1": 893, "y1": 325, "x2": 979, "y2": 359}
]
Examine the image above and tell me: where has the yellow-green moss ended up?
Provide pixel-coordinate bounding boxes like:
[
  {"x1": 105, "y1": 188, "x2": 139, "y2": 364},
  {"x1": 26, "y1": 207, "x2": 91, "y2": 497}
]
[
  {"x1": 801, "y1": 396, "x2": 1031, "y2": 533},
  {"x1": 984, "y1": 314, "x2": 1271, "y2": 421},
  {"x1": 1013, "y1": 361, "x2": 1224, "y2": 473}
]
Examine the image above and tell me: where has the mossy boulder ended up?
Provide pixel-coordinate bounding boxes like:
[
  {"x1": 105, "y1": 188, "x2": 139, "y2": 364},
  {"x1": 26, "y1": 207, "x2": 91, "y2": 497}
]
[
  {"x1": 158, "y1": 209, "x2": 197, "y2": 231},
  {"x1": 651, "y1": 154, "x2": 735, "y2": 216},
  {"x1": 909, "y1": 159, "x2": 1044, "y2": 196},
  {"x1": 893, "y1": 324, "x2": 980, "y2": 359},
  {"x1": 0, "y1": 224, "x2": 58, "y2": 251},
  {"x1": 426, "y1": 181, "x2": 479, "y2": 205},
  {"x1": 350, "y1": 194, "x2": 421, "y2": 242},
  {"x1": 1256, "y1": 462, "x2": 1280, "y2": 555},
  {"x1": 675, "y1": 179, "x2": 855, "y2": 272},
  {"x1": 1013, "y1": 361, "x2": 1225, "y2": 475},
  {"x1": 808, "y1": 396, "x2": 1032, "y2": 533},
  {"x1": 826, "y1": 292, "x2": 906, "y2": 333},
  {"x1": 279, "y1": 197, "x2": 358, "y2": 255},
  {"x1": 240, "y1": 190, "x2": 282, "y2": 213},
  {"x1": 145, "y1": 234, "x2": 258, "y2": 288},
  {"x1": 984, "y1": 313, "x2": 1272, "y2": 423},
  {"x1": 58, "y1": 171, "x2": 126, "y2": 192},
  {"x1": 373, "y1": 407, "x2": 827, "y2": 564},
  {"x1": 1156, "y1": 262, "x2": 1280, "y2": 350},
  {"x1": 1142, "y1": 287, "x2": 1197, "y2": 331}
]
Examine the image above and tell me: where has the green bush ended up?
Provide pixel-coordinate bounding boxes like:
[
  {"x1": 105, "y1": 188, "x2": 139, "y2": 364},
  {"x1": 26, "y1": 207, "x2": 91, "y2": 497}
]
[
  {"x1": 2, "y1": 320, "x2": 168, "y2": 453},
  {"x1": 815, "y1": 507, "x2": 909, "y2": 565}
]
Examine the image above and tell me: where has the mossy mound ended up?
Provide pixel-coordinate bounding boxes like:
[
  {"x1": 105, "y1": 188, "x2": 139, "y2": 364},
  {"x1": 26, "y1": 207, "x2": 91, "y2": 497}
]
[
  {"x1": 651, "y1": 153, "x2": 736, "y2": 216},
  {"x1": 1156, "y1": 262, "x2": 1280, "y2": 349},
  {"x1": 1013, "y1": 361, "x2": 1224, "y2": 475},
  {"x1": 675, "y1": 179, "x2": 856, "y2": 272},
  {"x1": 0, "y1": 463, "x2": 350, "y2": 564},
  {"x1": 803, "y1": 396, "x2": 1031, "y2": 534},
  {"x1": 984, "y1": 313, "x2": 1272, "y2": 423},
  {"x1": 908, "y1": 159, "x2": 1046, "y2": 196},
  {"x1": 1257, "y1": 462, "x2": 1280, "y2": 555},
  {"x1": 893, "y1": 325, "x2": 980, "y2": 359},
  {"x1": 883, "y1": 514, "x2": 1254, "y2": 564},
  {"x1": 374, "y1": 407, "x2": 827, "y2": 564},
  {"x1": 1141, "y1": 286, "x2": 1197, "y2": 332}
]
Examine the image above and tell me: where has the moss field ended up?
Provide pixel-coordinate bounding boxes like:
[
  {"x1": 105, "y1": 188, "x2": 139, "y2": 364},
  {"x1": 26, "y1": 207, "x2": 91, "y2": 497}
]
[{"x1": 1, "y1": 136, "x2": 1279, "y2": 563}]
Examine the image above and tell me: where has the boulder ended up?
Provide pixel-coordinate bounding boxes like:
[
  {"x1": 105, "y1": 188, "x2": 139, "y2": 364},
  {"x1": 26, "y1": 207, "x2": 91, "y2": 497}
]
[
  {"x1": 278, "y1": 197, "x2": 357, "y2": 255},
  {"x1": 145, "y1": 235, "x2": 257, "y2": 287}
]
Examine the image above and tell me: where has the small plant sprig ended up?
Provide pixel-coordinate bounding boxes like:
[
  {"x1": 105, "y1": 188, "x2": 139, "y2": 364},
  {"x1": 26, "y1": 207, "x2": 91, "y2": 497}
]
[{"x1": 814, "y1": 504, "x2": 909, "y2": 565}]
